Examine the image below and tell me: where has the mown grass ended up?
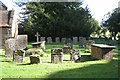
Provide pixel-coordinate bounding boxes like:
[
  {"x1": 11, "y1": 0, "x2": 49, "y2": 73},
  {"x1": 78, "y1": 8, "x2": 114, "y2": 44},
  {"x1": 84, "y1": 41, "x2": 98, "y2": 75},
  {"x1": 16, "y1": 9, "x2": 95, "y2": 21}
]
[{"x1": 0, "y1": 41, "x2": 119, "y2": 79}]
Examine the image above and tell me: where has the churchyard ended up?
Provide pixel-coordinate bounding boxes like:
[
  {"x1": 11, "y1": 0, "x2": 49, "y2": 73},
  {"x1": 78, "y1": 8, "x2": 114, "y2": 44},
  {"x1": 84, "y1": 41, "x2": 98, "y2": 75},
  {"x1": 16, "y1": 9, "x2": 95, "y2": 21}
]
[{"x1": 0, "y1": 37, "x2": 119, "y2": 79}]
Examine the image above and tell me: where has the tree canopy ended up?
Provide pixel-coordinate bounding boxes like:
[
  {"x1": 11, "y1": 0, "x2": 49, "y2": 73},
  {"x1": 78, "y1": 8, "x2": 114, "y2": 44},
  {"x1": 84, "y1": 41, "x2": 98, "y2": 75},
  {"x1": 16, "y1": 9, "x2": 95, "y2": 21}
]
[
  {"x1": 19, "y1": 2, "x2": 100, "y2": 41},
  {"x1": 102, "y1": 8, "x2": 120, "y2": 40}
]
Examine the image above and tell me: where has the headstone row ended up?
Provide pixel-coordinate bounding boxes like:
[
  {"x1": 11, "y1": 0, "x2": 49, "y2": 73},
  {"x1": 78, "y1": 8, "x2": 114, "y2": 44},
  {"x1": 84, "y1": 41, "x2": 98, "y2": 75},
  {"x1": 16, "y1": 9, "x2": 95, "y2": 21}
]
[{"x1": 40, "y1": 37, "x2": 86, "y2": 44}]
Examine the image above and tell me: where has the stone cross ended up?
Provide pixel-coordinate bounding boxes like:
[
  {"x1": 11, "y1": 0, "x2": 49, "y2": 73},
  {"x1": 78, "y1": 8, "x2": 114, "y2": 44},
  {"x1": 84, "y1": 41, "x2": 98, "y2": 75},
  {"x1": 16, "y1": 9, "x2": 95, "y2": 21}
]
[{"x1": 35, "y1": 32, "x2": 40, "y2": 42}]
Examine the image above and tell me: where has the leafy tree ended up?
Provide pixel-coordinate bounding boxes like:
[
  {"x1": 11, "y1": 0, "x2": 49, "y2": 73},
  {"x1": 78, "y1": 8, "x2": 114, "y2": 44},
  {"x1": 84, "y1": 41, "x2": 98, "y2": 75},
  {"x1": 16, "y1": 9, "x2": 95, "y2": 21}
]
[
  {"x1": 19, "y1": 2, "x2": 100, "y2": 41},
  {"x1": 102, "y1": 8, "x2": 120, "y2": 40}
]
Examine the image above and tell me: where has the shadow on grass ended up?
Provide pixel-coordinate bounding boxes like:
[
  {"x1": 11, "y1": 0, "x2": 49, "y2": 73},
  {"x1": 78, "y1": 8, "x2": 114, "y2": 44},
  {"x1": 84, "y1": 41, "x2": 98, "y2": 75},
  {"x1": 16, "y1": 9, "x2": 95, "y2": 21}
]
[
  {"x1": 81, "y1": 55, "x2": 98, "y2": 62},
  {"x1": 46, "y1": 60, "x2": 119, "y2": 79},
  {"x1": 0, "y1": 55, "x2": 5, "y2": 57},
  {"x1": 17, "y1": 63, "x2": 32, "y2": 66}
]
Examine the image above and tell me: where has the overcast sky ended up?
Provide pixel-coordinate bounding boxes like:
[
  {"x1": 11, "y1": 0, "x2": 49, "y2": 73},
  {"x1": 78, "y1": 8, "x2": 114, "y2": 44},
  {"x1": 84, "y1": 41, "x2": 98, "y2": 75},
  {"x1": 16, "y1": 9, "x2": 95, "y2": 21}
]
[{"x1": 0, "y1": 0, "x2": 119, "y2": 24}]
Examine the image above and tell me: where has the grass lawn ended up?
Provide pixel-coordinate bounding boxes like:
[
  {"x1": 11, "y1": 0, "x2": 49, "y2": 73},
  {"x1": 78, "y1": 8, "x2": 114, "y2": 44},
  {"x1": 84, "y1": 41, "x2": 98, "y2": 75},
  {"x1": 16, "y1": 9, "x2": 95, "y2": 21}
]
[{"x1": 0, "y1": 42, "x2": 119, "y2": 79}]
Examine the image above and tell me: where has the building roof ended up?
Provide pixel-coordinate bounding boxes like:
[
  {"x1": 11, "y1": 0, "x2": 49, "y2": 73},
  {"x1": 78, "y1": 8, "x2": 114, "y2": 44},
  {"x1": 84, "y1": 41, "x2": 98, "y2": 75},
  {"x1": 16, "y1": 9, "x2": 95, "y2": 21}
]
[{"x1": 0, "y1": 1, "x2": 7, "y2": 9}]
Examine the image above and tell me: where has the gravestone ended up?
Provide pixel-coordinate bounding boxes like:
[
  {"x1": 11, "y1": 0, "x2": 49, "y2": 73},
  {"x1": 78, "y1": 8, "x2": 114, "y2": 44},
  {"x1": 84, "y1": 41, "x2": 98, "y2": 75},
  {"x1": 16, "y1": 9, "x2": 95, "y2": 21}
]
[
  {"x1": 40, "y1": 37, "x2": 45, "y2": 41},
  {"x1": 79, "y1": 37, "x2": 86, "y2": 48},
  {"x1": 65, "y1": 38, "x2": 73, "y2": 49},
  {"x1": 84, "y1": 40, "x2": 95, "y2": 52},
  {"x1": 47, "y1": 37, "x2": 52, "y2": 43},
  {"x1": 55, "y1": 37, "x2": 60, "y2": 43},
  {"x1": 30, "y1": 55, "x2": 41, "y2": 64},
  {"x1": 5, "y1": 38, "x2": 18, "y2": 57},
  {"x1": 51, "y1": 48, "x2": 63, "y2": 63},
  {"x1": 35, "y1": 32, "x2": 40, "y2": 42},
  {"x1": 70, "y1": 49, "x2": 81, "y2": 62},
  {"x1": 13, "y1": 50, "x2": 25, "y2": 63},
  {"x1": 73, "y1": 37, "x2": 78, "y2": 44},
  {"x1": 61, "y1": 38, "x2": 66, "y2": 43},
  {"x1": 63, "y1": 46, "x2": 71, "y2": 54},
  {"x1": 17, "y1": 35, "x2": 27, "y2": 50}
]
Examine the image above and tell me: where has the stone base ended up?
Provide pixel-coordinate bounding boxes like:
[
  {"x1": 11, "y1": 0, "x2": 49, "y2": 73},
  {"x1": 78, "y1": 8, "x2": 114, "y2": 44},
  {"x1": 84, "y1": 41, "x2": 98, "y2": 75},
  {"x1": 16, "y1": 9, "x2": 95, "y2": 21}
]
[
  {"x1": 13, "y1": 54, "x2": 25, "y2": 63},
  {"x1": 51, "y1": 54, "x2": 63, "y2": 63},
  {"x1": 30, "y1": 55, "x2": 41, "y2": 64}
]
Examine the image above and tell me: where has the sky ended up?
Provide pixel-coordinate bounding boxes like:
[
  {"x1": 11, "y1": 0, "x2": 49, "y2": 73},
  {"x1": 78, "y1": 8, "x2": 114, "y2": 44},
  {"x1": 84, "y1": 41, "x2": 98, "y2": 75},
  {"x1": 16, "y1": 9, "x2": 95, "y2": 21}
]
[
  {"x1": 82, "y1": 0, "x2": 119, "y2": 24},
  {"x1": 0, "y1": 0, "x2": 119, "y2": 24}
]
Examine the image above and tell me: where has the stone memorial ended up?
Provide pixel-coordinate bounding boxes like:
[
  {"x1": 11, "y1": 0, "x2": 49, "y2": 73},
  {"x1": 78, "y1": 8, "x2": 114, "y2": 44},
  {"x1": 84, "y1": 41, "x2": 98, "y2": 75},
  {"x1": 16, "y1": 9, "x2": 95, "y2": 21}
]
[
  {"x1": 79, "y1": 37, "x2": 86, "y2": 48},
  {"x1": 84, "y1": 40, "x2": 95, "y2": 51},
  {"x1": 91, "y1": 44, "x2": 116, "y2": 60},
  {"x1": 70, "y1": 49, "x2": 81, "y2": 62},
  {"x1": 65, "y1": 38, "x2": 73, "y2": 49},
  {"x1": 31, "y1": 41, "x2": 46, "y2": 49},
  {"x1": 73, "y1": 37, "x2": 78, "y2": 44},
  {"x1": 17, "y1": 35, "x2": 28, "y2": 50},
  {"x1": 35, "y1": 32, "x2": 40, "y2": 42},
  {"x1": 5, "y1": 38, "x2": 18, "y2": 57},
  {"x1": 61, "y1": 38, "x2": 66, "y2": 43},
  {"x1": 13, "y1": 50, "x2": 25, "y2": 63},
  {"x1": 40, "y1": 37, "x2": 45, "y2": 41},
  {"x1": 47, "y1": 37, "x2": 52, "y2": 43},
  {"x1": 55, "y1": 37, "x2": 60, "y2": 43},
  {"x1": 30, "y1": 55, "x2": 41, "y2": 64},
  {"x1": 63, "y1": 46, "x2": 71, "y2": 54},
  {"x1": 51, "y1": 48, "x2": 63, "y2": 63}
]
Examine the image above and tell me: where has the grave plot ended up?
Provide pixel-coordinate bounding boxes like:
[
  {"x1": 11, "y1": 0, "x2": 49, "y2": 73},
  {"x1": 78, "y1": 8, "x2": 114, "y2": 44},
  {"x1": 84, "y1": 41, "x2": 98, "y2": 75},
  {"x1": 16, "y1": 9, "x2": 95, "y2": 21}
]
[{"x1": 91, "y1": 44, "x2": 116, "y2": 60}]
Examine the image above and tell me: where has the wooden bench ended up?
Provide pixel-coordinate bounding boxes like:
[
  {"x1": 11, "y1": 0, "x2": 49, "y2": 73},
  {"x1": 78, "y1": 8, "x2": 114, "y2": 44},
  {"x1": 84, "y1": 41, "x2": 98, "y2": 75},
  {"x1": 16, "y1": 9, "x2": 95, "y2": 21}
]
[{"x1": 91, "y1": 44, "x2": 116, "y2": 60}]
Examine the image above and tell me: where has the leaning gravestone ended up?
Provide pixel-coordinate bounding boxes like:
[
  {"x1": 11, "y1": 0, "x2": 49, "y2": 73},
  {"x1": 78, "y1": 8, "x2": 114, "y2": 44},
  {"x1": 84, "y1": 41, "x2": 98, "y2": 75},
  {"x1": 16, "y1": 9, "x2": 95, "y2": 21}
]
[
  {"x1": 55, "y1": 37, "x2": 60, "y2": 43},
  {"x1": 13, "y1": 50, "x2": 25, "y2": 63},
  {"x1": 40, "y1": 37, "x2": 45, "y2": 41},
  {"x1": 79, "y1": 37, "x2": 86, "y2": 48},
  {"x1": 61, "y1": 38, "x2": 66, "y2": 43},
  {"x1": 47, "y1": 37, "x2": 52, "y2": 43},
  {"x1": 73, "y1": 37, "x2": 78, "y2": 44},
  {"x1": 17, "y1": 35, "x2": 27, "y2": 50},
  {"x1": 51, "y1": 48, "x2": 63, "y2": 63},
  {"x1": 5, "y1": 38, "x2": 18, "y2": 57},
  {"x1": 70, "y1": 49, "x2": 81, "y2": 62}
]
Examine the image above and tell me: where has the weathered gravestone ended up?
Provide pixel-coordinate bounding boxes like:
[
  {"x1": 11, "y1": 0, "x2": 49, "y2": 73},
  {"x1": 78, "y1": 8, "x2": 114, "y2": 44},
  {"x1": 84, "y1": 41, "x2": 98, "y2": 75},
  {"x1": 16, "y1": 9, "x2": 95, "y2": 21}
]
[
  {"x1": 51, "y1": 48, "x2": 63, "y2": 63},
  {"x1": 70, "y1": 49, "x2": 81, "y2": 62},
  {"x1": 17, "y1": 35, "x2": 27, "y2": 50},
  {"x1": 47, "y1": 37, "x2": 52, "y2": 43},
  {"x1": 63, "y1": 46, "x2": 71, "y2": 54},
  {"x1": 61, "y1": 38, "x2": 66, "y2": 43},
  {"x1": 13, "y1": 50, "x2": 25, "y2": 63},
  {"x1": 79, "y1": 37, "x2": 86, "y2": 48},
  {"x1": 84, "y1": 40, "x2": 95, "y2": 52},
  {"x1": 40, "y1": 37, "x2": 45, "y2": 41},
  {"x1": 55, "y1": 37, "x2": 60, "y2": 43},
  {"x1": 65, "y1": 38, "x2": 73, "y2": 49},
  {"x1": 5, "y1": 38, "x2": 18, "y2": 57},
  {"x1": 73, "y1": 37, "x2": 78, "y2": 44},
  {"x1": 30, "y1": 55, "x2": 41, "y2": 64}
]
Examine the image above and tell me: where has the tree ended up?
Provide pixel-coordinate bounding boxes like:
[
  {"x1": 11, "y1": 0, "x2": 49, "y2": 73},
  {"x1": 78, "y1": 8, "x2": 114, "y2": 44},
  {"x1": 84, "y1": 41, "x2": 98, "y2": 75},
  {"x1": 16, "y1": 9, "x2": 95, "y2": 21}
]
[
  {"x1": 19, "y1": 2, "x2": 100, "y2": 41},
  {"x1": 102, "y1": 8, "x2": 120, "y2": 40}
]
